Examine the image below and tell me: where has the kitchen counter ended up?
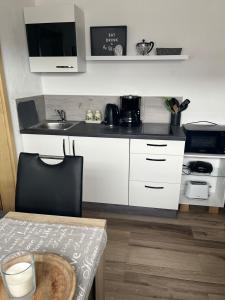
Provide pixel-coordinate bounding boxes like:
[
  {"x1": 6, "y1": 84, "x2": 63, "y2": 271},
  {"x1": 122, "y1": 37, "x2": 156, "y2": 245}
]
[{"x1": 20, "y1": 122, "x2": 186, "y2": 141}]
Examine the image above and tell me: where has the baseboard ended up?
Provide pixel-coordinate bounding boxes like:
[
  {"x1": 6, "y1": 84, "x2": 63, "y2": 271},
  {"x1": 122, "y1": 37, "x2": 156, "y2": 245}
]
[{"x1": 83, "y1": 202, "x2": 177, "y2": 218}]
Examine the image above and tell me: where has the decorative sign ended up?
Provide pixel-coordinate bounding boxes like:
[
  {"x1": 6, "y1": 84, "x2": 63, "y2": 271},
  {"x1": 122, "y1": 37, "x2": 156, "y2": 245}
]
[{"x1": 90, "y1": 26, "x2": 127, "y2": 56}]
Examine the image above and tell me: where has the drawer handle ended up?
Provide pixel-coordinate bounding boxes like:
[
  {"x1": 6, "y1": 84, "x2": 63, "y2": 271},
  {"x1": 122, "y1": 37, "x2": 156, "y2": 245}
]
[
  {"x1": 145, "y1": 185, "x2": 164, "y2": 189},
  {"x1": 147, "y1": 143, "x2": 167, "y2": 147},
  {"x1": 56, "y1": 65, "x2": 74, "y2": 69},
  {"x1": 146, "y1": 158, "x2": 166, "y2": 162}
]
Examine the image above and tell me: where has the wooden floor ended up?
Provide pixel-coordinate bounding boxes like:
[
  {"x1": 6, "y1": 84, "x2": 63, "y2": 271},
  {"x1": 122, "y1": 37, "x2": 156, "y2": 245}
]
[{"x1": 84, "y1": 207, "x2": 225, "y2": 300}]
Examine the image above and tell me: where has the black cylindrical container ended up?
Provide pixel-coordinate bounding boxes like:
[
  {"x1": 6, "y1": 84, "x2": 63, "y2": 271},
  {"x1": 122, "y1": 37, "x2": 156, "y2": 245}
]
[{"x1": 170, "y1": 112, "x2": 181, "y2": 126}]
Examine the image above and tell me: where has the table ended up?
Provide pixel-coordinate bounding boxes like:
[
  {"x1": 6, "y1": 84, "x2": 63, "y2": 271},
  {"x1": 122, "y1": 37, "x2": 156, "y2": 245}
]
[{"x1": 0, "y1": 212, "x2": 107, "y2": 300}]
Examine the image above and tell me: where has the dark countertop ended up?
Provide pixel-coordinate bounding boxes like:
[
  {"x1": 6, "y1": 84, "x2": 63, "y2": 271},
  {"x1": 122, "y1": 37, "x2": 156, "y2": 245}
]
[{"x1": 20, "y1": 122, "x2": 186, "y2": 141}]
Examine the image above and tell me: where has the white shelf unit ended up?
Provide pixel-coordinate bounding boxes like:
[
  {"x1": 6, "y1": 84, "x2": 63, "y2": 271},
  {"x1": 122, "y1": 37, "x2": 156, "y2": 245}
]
[
  {"x1": 86, "y1": 55, "x2": 189, "y2": 61},
  {"x1": 180, "y1": 153, "x2": 225, "y2": 208},
  {"x1": 180, "y1": 177, "x2": 225, "y2": 208},
  {"x1": 184, "y1": 153, "x2": 225, "y2": 159}
]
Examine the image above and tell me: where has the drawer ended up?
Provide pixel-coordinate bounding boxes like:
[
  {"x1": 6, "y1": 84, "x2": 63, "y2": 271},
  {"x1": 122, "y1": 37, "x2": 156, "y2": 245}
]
[
  {"x1": 129, "y1": 180, "x2": 180, "y2": 210},
  {"x1": 130, "y1": 154, "x2": 183, "y2": 183},
  {"x1": 130, "y1": 139, "x2": 185, "y2": 156}
]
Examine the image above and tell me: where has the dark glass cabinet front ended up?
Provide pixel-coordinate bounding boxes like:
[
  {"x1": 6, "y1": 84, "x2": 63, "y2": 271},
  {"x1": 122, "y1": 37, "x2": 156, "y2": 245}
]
[
  {"x1": 185, "y1": 131, "x2": 221, "y2": 154},
  {"x1": 26, "y1": 22, "x2": 77, "y2": 57}
]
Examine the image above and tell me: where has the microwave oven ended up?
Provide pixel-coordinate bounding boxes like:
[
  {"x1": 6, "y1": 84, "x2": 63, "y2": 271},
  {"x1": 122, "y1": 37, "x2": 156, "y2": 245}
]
[{"x1": 184, "y1": 124, "x2": 225, "y2": 154}]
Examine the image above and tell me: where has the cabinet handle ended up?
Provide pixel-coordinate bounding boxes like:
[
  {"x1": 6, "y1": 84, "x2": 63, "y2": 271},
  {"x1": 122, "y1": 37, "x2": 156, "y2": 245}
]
[
  {"x1": 56, "y1": 65, "x2": 74, "y2": 68},
  {"x1": 146, "y1": 158, "x2": 166, "y2": 162},
  {"x1": 147, "y1": 143, "x2": 167, "y2": 147},
  {"x1": 63, "y1": 139, "x2": 66, "y2": 156},
  {"x1": 72, "y1": 140, "x2": 75, "y2": 156},
  {"x1": 145, "y1": 185, "x2": 164, "y2": 189}
]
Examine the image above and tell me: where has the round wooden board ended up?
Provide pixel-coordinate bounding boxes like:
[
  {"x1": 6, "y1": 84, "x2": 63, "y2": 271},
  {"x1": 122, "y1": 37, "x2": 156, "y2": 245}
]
[{"x1": 0, "y1": 253, "x2": 76, "y2": 300}]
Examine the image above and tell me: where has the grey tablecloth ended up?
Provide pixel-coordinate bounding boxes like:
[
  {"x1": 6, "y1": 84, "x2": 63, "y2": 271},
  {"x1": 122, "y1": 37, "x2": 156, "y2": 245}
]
[{"x1": 0, "y1": 217, "x2": 107, "y2": 300}]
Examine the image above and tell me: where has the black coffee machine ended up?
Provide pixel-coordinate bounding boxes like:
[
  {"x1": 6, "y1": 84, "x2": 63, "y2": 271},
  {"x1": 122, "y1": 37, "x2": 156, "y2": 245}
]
[{"x1": 120, "y1": 95, "x2": 141, "y2": 127}]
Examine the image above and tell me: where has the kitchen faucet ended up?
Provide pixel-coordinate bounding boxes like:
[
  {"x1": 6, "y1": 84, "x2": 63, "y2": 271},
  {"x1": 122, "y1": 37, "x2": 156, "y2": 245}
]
[{"x1": 56, "y1": 109, "x2": 66, "y2": 122}]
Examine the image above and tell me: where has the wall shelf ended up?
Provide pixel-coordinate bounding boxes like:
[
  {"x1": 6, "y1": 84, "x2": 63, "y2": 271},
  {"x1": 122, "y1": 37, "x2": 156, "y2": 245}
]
[{"x1": 86, "y1": 55, "x2": 189, "y2": 61}]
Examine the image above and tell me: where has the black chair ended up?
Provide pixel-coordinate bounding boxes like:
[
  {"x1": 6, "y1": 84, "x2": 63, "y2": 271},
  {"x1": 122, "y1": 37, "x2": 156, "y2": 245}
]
[{"x1": 15, "y1": 153, "x2": 83, "y2": 217}]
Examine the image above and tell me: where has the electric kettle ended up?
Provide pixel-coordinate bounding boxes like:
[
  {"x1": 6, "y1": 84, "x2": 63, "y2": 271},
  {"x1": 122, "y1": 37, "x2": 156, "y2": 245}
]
[{"x1": 104, "y1": 104, "x2": 119, "y2": 126}]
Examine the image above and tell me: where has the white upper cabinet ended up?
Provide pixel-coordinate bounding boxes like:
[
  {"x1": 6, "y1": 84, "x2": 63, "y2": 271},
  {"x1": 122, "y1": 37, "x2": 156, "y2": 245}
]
[{"x1": 24, "y1": 4, "x2": 86, "y2": 73}]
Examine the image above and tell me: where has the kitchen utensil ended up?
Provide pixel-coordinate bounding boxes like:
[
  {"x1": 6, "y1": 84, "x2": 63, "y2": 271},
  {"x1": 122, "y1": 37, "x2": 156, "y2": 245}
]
[
  {"x1": 185, "y1": 181, "x2": 209, "y2": 200},
  {"x1": 179, "y1": 99, "x2": 190, "y2": 112},
  {"x1": 173, "y1": 104, "x2": 179, "y2": 113},
  {"x1": 171, "y1": 98, "x2": 180, "y2": 110},
  {"x1": 165, "y1": 98, "x2": 180, "y2": 113},
  {"x1": 104, "y1": 104, "x2": 120, "y2": 126},
  {"x1": 165, "y1": 99, "x2": 174, "y2": 113},
  {"x1": 136, "y1": 39, "x2": 154, "y2": 55}
]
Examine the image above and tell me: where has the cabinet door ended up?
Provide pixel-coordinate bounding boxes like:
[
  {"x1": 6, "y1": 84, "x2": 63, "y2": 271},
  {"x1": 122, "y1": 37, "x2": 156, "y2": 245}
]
[
  {"x1": 22, "y1": 134, "x2": 70, "y2": 157},
  {"x1": 70, "y1": 137, "x2": 129, "y2": 205}
]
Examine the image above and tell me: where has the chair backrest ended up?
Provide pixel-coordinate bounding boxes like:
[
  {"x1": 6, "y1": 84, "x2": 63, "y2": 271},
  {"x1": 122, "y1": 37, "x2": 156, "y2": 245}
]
[{"x1": 15, "y1": 153, "x2": 83, "y2": 217}]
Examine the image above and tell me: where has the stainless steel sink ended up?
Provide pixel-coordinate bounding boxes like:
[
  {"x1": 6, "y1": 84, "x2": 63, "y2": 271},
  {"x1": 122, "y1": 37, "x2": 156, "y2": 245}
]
[{"x1": 31, "y1": 121, "x2": 79, "y2": 131}]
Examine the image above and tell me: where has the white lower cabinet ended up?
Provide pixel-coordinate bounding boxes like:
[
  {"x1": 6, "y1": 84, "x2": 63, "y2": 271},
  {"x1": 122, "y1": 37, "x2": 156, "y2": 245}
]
[
  {"x1": 129, "y1": 181, "x2": 180, "y2": 210},
  {"x1": 21, "y1": 134, "x2": 184, "y2": 210},
  {"x1": 22, "y1": 134, "x2": 70, "y2": 157},
  {"x1": 69, "y1": 137, "x2": 129, "y2": 205},
  {"x1": 129, "y1": 139, "x2": 184, "y2": 210},
  {"x1": 21, "y1": 134, "x2": 70, "y2": 164}
]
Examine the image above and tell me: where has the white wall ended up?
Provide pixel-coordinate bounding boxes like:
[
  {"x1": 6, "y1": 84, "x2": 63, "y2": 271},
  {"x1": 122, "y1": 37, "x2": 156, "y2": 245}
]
[
  {"x1": 0, "y1": 0, "x2": 42, "y2": 154},
  {"x1": 35, "y1": 0, "x2": 225, "y2": 124}
]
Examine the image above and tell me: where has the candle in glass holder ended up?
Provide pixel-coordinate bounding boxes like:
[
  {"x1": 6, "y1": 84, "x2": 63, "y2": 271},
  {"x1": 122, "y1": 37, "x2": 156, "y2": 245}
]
[
  {"x1": 0, "y1": 251, "x2": 36, "y2": 299},
  {"x1": 5, "y1": 262, "x2": 33, "y2": 298}
]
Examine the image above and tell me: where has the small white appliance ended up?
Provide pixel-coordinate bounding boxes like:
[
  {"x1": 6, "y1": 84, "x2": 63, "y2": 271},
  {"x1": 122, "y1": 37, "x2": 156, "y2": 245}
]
[{"x1": 185, "y1": 181, "x2": 209, "y2": 200}]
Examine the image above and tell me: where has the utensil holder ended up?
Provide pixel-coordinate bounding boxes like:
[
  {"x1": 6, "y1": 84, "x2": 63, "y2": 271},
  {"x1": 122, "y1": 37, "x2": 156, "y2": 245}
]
[{"x1": 170, "y1": 112, "x2": 181, "y2": 127}]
